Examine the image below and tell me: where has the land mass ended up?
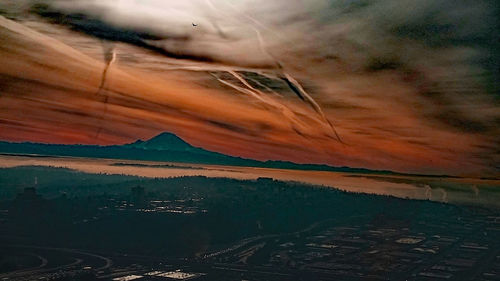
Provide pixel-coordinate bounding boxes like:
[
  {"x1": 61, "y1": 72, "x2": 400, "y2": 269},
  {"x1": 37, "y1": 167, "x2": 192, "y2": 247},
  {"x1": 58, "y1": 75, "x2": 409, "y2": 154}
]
[
  {"x1": 0, "y1": 166, "x2": 498, "y2": 281},
  {"x1": 0, "y1": 132, "x2": 453, "y2": 177}
]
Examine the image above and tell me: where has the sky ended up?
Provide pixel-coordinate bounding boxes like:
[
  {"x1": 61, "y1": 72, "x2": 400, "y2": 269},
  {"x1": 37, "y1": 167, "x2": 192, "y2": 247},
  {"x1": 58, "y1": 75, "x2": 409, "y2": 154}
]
[{"x1": 0, "y1": 0, "x2": 499, "y2": 176}]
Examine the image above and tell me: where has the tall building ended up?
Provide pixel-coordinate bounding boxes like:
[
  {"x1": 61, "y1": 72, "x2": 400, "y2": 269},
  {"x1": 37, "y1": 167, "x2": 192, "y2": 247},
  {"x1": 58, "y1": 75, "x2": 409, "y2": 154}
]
[
  {"x1": 15, "y1": 187, "x2": 42, "y2": 202},
  {"x1": 11, "y1": 185, "x2": 45, "y2": 218},
  {"x1": 130, "y1": 186, "x2": 146, "y2": 208}
]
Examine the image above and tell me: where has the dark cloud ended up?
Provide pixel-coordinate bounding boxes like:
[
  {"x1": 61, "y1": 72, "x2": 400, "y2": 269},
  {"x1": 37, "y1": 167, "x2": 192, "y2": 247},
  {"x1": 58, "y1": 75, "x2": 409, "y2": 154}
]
[
  {"x1": 31, "y1": 3, "x2": 216, "y2": 63},
  {"x1": 207, "y1": 120, "x2": 256, "y2": 135},
  {"x1": 433, "y1": 110, "x2": 489, "y2": 134},
  {"x1": 365, "y1": 56, "x2": 402, "y2": 72},
  {"x1": 239, "y1": 71, "x2": 293, "y2": 95}
]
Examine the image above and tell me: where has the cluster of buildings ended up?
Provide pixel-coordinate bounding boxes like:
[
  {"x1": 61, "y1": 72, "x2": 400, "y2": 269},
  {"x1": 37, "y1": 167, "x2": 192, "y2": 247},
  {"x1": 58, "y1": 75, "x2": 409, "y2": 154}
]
[
  {"x1": 110, "y1": 269, "x2": 205, "y2": 281},
  {"x1": 205, "y1": 211, "x2": 500, "y2": 280}
]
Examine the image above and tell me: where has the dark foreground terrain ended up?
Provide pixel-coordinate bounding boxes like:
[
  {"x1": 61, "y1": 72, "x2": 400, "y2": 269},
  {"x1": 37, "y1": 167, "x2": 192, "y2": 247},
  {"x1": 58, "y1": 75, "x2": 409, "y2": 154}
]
[{"x1": 0, "y1": 166, "x2": 499, "y2": 281}]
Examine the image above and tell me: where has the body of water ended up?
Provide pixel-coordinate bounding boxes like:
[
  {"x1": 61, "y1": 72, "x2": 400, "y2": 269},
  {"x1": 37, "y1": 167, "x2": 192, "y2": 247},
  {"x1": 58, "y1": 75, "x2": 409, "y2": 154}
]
[{"x1": 0, "y1": 154, "x2": 499, "y2": 208}]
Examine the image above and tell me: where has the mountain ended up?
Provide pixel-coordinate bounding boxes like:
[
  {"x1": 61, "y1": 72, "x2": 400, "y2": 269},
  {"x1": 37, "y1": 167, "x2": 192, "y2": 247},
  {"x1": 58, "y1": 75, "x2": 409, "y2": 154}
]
[
  {"x1": 125, "y1": 132, "x2": 207, "y2": 153},
  {"x1": 0, "y1": 132, "x2": 446, "y2": 177}
]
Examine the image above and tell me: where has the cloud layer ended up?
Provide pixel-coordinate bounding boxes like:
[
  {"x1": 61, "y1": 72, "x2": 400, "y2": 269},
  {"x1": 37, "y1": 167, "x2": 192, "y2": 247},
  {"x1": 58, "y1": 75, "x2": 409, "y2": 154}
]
[{"x1": 0, "y1": 0, "x2": 499, "y2": 176}]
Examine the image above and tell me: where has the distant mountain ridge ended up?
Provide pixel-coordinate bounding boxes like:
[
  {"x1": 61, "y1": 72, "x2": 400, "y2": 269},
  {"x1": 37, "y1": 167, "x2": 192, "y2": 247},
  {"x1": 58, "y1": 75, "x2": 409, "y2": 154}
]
[{"x1": 0, "y1": 132, "x2": 454, "y2": 177}]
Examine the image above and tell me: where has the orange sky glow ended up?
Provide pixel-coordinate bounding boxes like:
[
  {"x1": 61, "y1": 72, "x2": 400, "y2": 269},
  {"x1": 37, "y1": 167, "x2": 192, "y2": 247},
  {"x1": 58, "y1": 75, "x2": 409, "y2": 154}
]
[{"x1": 0, "y1": 0, "x2": 499, "y2": 177}]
